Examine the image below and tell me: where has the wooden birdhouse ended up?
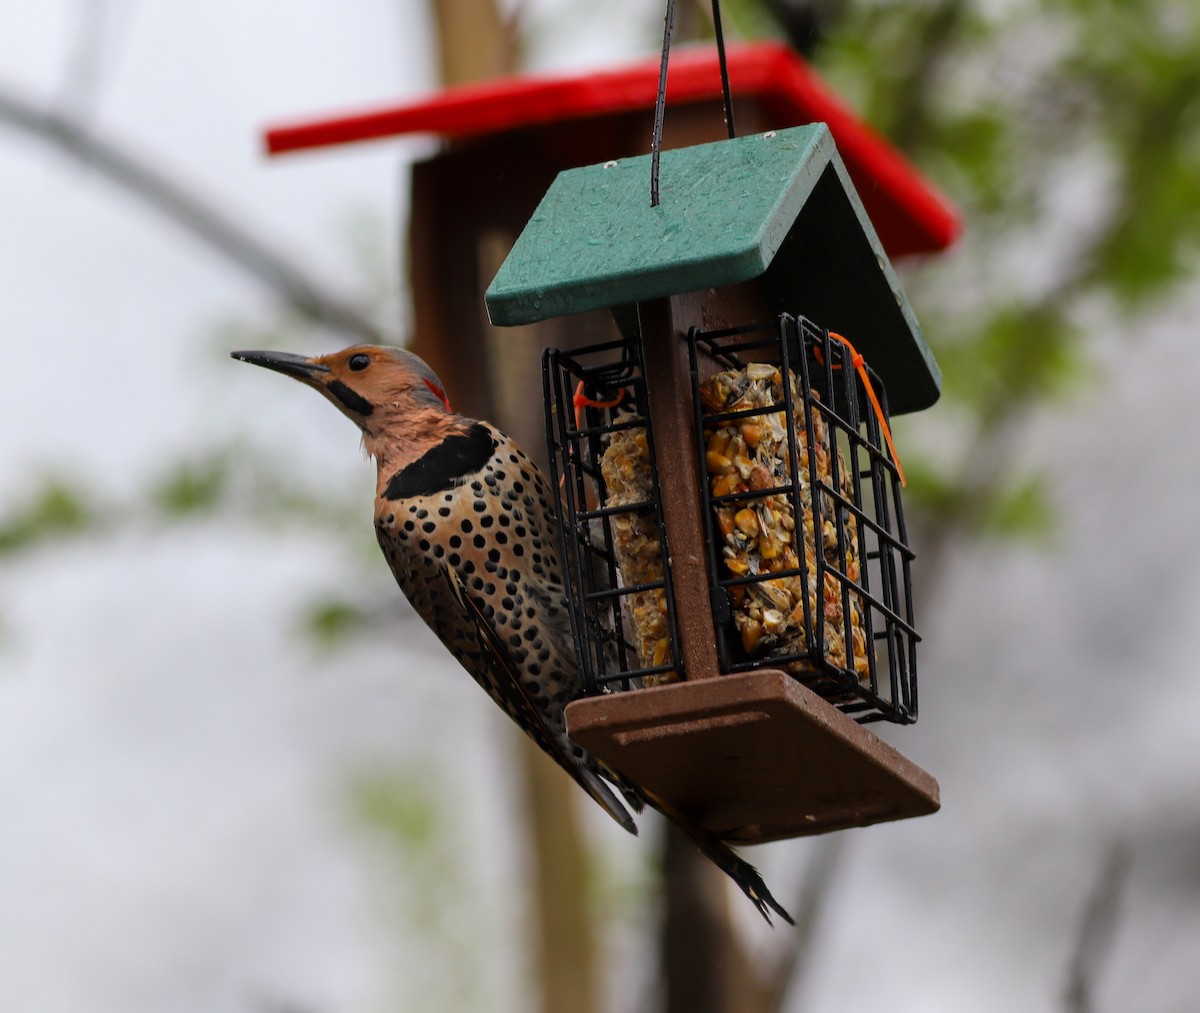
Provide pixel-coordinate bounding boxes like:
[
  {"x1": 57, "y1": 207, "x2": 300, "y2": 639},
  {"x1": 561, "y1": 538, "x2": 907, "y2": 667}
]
[
  {"x1": 263, "y1": 42, "x2": 958, "y2": 452},
  {"x1": 484, "y1": 123, "x2": 941, "y2": 843}
]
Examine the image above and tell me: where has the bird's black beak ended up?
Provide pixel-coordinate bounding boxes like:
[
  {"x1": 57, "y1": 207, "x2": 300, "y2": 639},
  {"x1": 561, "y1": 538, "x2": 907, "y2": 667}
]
[{"x1": 231, "y1": 349, "x2": 331, "y2": 380}]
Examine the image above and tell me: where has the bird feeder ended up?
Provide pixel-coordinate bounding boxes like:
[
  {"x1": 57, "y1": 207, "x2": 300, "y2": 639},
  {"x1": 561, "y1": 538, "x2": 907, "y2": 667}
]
[
  {"x1": 484, "y1": 123, "x2": 940, "y2": 842},
  {"x1": 260, "y1": 40, "x2": 953, "y2": 843}
]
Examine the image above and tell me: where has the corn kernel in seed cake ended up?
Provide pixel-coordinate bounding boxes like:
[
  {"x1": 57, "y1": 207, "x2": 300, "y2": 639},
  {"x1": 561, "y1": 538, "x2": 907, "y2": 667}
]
[
  {"x1": 599, "y1": 410, "x2": 678, "y2": 685},
  {"x1": 699, "y1": 362, "x2": 869, "y2": 681}
]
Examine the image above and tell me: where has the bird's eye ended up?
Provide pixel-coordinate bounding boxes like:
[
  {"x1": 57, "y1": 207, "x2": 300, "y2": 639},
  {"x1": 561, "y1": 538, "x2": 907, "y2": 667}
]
[{"x1": 348, "y1": 353, "x2": 371, "y2": 372}]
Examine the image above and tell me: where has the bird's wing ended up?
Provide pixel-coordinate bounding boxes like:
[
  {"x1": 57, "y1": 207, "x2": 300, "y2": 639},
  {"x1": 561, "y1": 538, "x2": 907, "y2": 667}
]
[{"x1": 437, "y1": 565, "x2": 638, "y2": 835}]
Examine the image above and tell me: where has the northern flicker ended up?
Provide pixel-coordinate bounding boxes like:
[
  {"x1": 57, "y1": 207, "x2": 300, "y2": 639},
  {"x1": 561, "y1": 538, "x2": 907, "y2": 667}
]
[{"x1": 233, "y1": 343, "x2": 791, "y2": 925}]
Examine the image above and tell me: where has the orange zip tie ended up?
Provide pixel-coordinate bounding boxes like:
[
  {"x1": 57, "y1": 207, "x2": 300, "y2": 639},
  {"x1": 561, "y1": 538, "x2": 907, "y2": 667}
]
[
  {"x1": 572, "y1": 382, "x2": 625, "y2": 429},
  {"x1": 817, "y1": 332, "x2": 906, "y2": 487},
  {"x1": 560, "y1": 383, "x2": 627, "y2": 490}
]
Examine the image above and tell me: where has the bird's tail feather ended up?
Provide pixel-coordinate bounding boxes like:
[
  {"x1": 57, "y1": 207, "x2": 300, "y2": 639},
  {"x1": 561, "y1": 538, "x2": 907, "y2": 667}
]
[
  {"x1": 578, "y1": 765, "x2": 639, "y2": 836},
  {"x1": 600, "y1": 765, "x2": 647, "y2": 816},
  {"x1": 647, "y1": 791, "x2": 794, "y2": 926}
]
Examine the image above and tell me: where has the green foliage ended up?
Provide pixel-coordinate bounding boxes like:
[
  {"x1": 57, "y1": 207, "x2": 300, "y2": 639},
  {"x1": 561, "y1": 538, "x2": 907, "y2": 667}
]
[
  {"x1": 979, "y1": 471, "x2": 1056, "y2": 541},
  {"x1": 140, "y1": 442, "x2": 366, "y2": 536},
  {"x1": 353, "y1": 770, "x2": 440, "y2": 855},
  {"x1": 1052, "y1": 1, "x2": 1200, "y2": 301},
  {"x1": 151, "y1": 455, "x2": 231, "y2": 517},
  {"x1": 926, "y1": 109, "x2": 1011, "y2": 214},
  {"x1": 302, "y1": 597, "x2": 373, "y2": 647},
  {"x1": 0, "y1": 480, "x2": 95, "y2": 555},
  {"x1": 771, "y1": 0, "x2": 1200, "y2": 548},
  {"x1": 349, "y1": 767, "x2": 502, "y2": 1013},
  {"x1": 935, "y1": 304, "x2": 1083, "y2": 427},
  {"x1": 816, "y1": 0, "x2": 1200, "y2": 301},
  {"x1": 714, "y1": 0, "x2": 785, "y2": 40},
  {"x1": 906, "y1": 453, "x2": 1056, "y2": 544},
  {"x1": 898, "y1": 455, "x2": 966, "y2": 523}
]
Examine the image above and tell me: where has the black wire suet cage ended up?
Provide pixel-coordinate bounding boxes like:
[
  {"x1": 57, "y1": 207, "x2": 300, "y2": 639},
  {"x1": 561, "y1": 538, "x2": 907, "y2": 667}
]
[
  {"x1": 543, "y1": 338, "x2": 684, "y2": 692},
  {"x1": 690, "y1": 315, "x2": 917, "y2": 723},
  {"x1": 544, "y1": 314, "x2": 918, "y2": 725}
]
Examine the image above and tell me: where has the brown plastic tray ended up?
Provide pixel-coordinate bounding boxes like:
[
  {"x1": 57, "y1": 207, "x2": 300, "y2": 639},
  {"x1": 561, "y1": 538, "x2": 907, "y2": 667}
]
[{"x1": 566, "y1": 668, "x2": 939, "y2": 843}]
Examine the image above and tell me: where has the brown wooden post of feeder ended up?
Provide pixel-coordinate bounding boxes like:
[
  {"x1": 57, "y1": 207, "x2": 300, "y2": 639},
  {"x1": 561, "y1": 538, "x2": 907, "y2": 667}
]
[{"x1": 486, "y1": 123, "x2": 940, "y2": 843}]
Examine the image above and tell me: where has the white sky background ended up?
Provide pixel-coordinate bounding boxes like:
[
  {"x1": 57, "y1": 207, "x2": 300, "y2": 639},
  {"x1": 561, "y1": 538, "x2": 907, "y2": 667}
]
[{"x1": 2, "y1": 2, "x2": 1199, "y2": 1012}]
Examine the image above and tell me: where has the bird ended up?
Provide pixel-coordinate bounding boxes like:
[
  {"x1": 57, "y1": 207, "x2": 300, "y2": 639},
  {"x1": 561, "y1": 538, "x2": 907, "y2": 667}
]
[{"x1": 232, "y1": 343, "x2": 792, "y2": 925}]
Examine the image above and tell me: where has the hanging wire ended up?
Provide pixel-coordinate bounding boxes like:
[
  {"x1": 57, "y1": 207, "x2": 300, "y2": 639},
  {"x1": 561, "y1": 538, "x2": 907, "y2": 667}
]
[
  {"x1": 649, "y1": 0, "x2": 677, "y2": 208},
  {"x1": 711, "y1": 0, "x2": 736, "y2": 139},
  {"x1": 650, "y1": 0, "x2": 737, "y2": 206}
]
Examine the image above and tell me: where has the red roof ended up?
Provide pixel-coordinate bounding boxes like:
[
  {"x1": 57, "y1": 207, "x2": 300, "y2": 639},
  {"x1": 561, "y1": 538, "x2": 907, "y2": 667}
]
[{"x1": 264, "y1": 42, "x2": 960, "y2": 257}]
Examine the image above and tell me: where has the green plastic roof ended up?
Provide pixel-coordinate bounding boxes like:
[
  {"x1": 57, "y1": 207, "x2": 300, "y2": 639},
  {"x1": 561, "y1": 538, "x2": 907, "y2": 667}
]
[{"x1": 484, "y1": 123, "x2": 940, "y2": 412}]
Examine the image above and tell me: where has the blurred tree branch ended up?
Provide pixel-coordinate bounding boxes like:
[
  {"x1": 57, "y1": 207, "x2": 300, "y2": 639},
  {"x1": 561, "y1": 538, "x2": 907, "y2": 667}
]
[
  {"x1": 760, "y1": 0, "x2": 845, "y2": 56},
  {"x1": 59, "y1": 0, "x2": 112, "y2": 117},
  {"x1": 661, "y1": 825, "x2": 741, "y2": 1013},
  {"x1": 879, "y1": 0, "x2": 966, "y2": 152},
  {"x1": 757, "y1": 835, "x2": 845, "y2": 1010},
  {"x1": 0, "y1": 80, "x2": 385, "y2": 343},
  {"x1": 430, "y1": 0, "x2": 522, "y2": 85},
  {"x1": 424, "y1": 5, "x2": 601, "y2": 1013},
  {"x1": 1064, "y1": 842, "x2": 1130, "y2": 1013}
]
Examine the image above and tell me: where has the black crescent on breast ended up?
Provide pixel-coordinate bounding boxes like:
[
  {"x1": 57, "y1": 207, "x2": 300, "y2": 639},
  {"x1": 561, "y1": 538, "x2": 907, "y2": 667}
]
[{"x1": 383, "y1": 423, "x2": 496, "y2": 500}]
